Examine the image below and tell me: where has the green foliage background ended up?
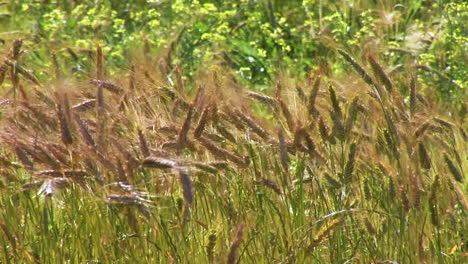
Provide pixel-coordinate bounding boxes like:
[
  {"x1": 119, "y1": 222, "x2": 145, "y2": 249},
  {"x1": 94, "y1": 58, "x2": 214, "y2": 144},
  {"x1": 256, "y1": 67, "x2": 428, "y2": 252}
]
[{"x1": 1, "y1": 0, "x2": 466, "y2": 101}]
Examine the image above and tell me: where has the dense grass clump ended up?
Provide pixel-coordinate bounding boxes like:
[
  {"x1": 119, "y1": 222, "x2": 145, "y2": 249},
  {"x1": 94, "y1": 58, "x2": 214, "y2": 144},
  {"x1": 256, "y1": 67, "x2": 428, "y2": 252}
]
[{"x1": 0, "y1": 37, "x2": 466, "y2": 263}]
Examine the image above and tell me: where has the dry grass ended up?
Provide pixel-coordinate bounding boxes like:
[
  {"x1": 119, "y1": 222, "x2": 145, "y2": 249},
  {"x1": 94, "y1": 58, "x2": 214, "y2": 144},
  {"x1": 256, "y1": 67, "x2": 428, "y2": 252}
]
[{"x1": 0, "y1": 40, "x2": 466, "y2": 263}]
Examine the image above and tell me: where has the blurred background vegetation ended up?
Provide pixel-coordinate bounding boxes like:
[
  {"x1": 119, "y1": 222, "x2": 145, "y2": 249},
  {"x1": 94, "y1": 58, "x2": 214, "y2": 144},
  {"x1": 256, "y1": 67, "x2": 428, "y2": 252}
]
[{"x1": 0, "y1": 0, "x2": 465, "y2": 106}]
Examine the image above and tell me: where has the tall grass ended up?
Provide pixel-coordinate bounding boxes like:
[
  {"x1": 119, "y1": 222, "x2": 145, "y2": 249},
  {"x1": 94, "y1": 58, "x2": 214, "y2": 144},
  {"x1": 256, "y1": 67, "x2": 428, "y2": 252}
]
[{"x1": 0, "y1": 38, "x2": 466, "y2": 263}]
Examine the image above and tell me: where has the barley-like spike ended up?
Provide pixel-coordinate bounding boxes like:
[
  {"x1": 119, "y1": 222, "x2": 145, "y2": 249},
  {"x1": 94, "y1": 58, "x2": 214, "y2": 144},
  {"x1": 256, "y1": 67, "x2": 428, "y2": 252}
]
[
  {"x1": 295, "y1": 84, "x2": 307, "y2": 103},
  {"x1": 194, "y1": 107, "x2": 210, "y2": 139},
  {"x1": 56, "y1": 102, "x2": 73, "y2": 145},
  {"x1": 338, "y1": 49, "x2": 384, "y2": 100},
  {"x1": 177, "y1": 106, "x2": 194, "y2": 149},
  {"x1": 318, "y1": 116, "x2": 332, "y2": 144},
  {"x1": 193, "y1": 84, "x2": 206, "y2": 112},
  {"x1": 292, "y1": 126, "x2": 304, "y2": 150},
  {"x1": 73, "y1": 113, "x2": 96, "y2": 149},
  {"x1": 414, "y1": 122, "x2": 430, "y2": 139},
  {"x1": 138, "y1": 129, "x2": 150, "y2": 158},
  {"x1": 256, "y1": 178, "x2": 281, "y2": 194},
  {"x1": 308, "y1": 74, "x2": 321, "y2": 115},
  {"x1": 338, "y1": 49, "x2": 373, "y2": 85},
  {"x1": 221, "y1": 108, "x2": 245, "y2": 130},
  {"x1": 96, "y1": 83, "x2": 106, "y2": 152},
  {"x1": 15, "y1": 146, "x2": 33, "y2": 170},
  {"x1": 429, "y1": 175, "x2": 439, "y2": 226},
  {"x1": 111, "y1": 138, "x2": 139, "y2": 168},
  {"x1": 433, "y1": 117, "x2": 454, "y2": 129},
  {"x1": 179, "y1": 169, "x2": 194, "y2": 208},
  {"x1": 142, "y1": 157, "x2": 176, "y2": 169},
  {"x1": 330, "y1": 110, "x2": 345, "y2": 142},
  {"x1": 367, "y1": 54, "x2": 393, "y2": 93},
  {"x1": 96, "y1": 45, "x2": 103, "y2": 79},
  {"x1": 450, "y1": 180, "x2": 468, "y2": 211},
  {"x1": 72, "y1": 99, "x2": 97, "y2": 112},
  {"x1": 344, "y1": 97, "x2": 359, "y2": 136},
  {"x1": 36, "y1": 145, "x2": 62, "y2": 170},
  {"x1": 45, "y1": 143, "x2": 69, "y2": 166},
  {"x1": 234, "y1": 109, "x2": 270, "y2": 140},
  {"x1": 215, "y1": 124, "x2": 236, "y2": 143},
  {"x1": 22, "y1": 103, "x2": 57, "y2": 130},
  {"x1": 108, "y1": 195, "x2": 143, "y2": 205},
  {"x1": 418, "y1": 143, "x2": 431, "y2": 170},
  {"x1": 198, "y1": 136, "x2": 247, "y2": 167},
  {"x1": 409, "y1": 171, "x2": 421, "y2": 209},
  {"x1": 66, "y1": 47, "x2": 79, "y2": 62},
  {"x1": 227, "y1": 224, "x2": 245, "y2": 264},
  {"x1": 278, "y1": 128, "x2": 289, "y2": 171},
  {"x1": 388, "y1": 176, "x2": 396, "y2": 198},
  {"x1": 7, "y1": 38, "x2": 22, "y2": 59},
  {"x1": 398, "y1": 184, "x2": 410, "y2": 213},
  {"x1": 206, "y1": 161, "x2": 228, "y2": 171},
  {"x1": 207, "y1": 233, "x2": 217, "y2": 264},
  {"x1": 33, "y1": 87, "x2": 55, "y2": 107},
  {"x1": 4, "y1": 59, "x2": 41, "y2": 86},
  {"x1": 90, "y1": 79, "x2": 123, "y2": 94},
  {"x1": 246, "y1": 91, "x2": 277, "y2": 106},
  {"x1": 192, "y1": 162, "x2": 219, "y2": 174},
  {"x1": 342, "y1": 143, "x2": 357, "y2": 184},
  {"x1": 91, "y1": 149, "x2": 117, "y2": 173},
  {"x1": 34, "y1": 169, "x2": 86, "y2": 178},
  {"x1": 329, "y1": 85, "x2": 342, "y2": 118},
  {"x1": 444, "y1": 154, "x2": 463, "y2": 182},
  {"x1": 383, "y1": 109, "x2": 399, "y2": 146},
  {"x1": 161, "y1": 141, "x2": 179, "y2": 150},
  {"x1": 278, "y1": 98, "x2": 295, "y2": 132},
  {"x1": 308, "y1": 218, "x2": 342, "y2": 250},
  {"x1": 300, "y1": 128, "x2": 317, "y2": 155},
  {"x1": 62, "y1": 93, "x2": 72, "y2": 126},
  {"x1": 324, "y1": 173, "x2": 341, "y2": 189}
]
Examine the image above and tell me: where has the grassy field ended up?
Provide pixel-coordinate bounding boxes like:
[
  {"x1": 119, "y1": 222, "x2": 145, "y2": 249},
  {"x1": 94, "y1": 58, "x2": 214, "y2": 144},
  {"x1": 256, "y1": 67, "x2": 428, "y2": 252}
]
[{"x1": 0, "y1": 1, "x2": 466, "y2": 263}]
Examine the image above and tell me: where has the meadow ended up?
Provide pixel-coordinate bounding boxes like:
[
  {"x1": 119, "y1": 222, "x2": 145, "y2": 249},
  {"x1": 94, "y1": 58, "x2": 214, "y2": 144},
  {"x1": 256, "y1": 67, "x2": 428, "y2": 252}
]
[{"x1": 0, "y1": 1, "x2": 466, "y2": 263}]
